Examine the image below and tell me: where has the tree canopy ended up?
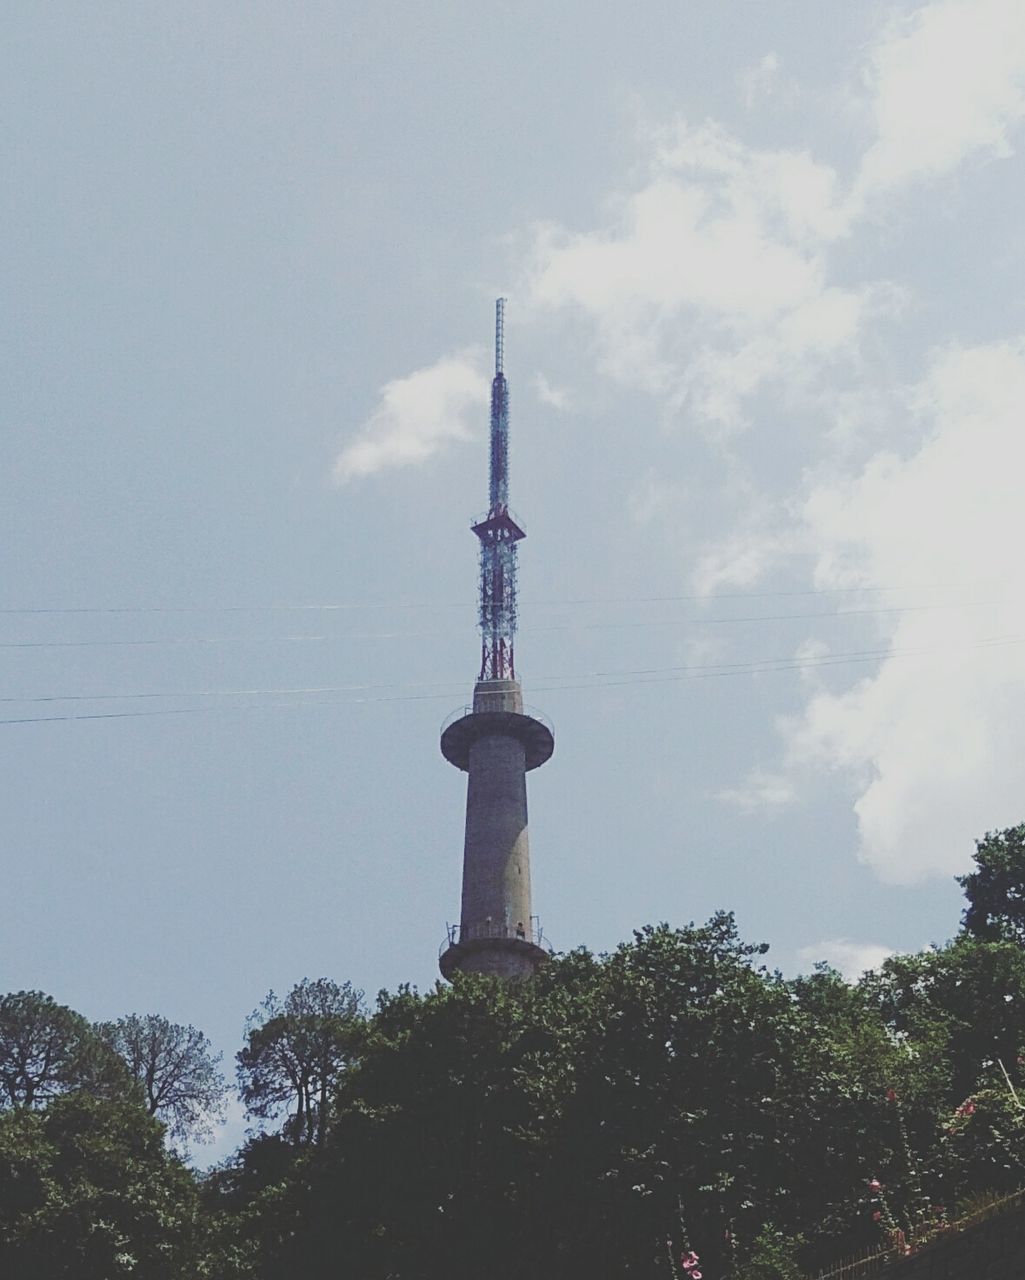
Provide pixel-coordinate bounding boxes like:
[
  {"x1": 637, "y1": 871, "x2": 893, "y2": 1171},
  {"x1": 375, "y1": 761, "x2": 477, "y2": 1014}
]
[
  {"x1": 0, "y1": 991, "x2": 129, "y2": 1110},
  {"x1": 0, "y1": 1094, "x2": 198, "y2": 1279},
  {"x1": 97, "y1": 1014, "x2": 228, "y2": 1144},
  {"x1": 958, "y1": 824, "x2": 1025, "y2": 945},
  {"x1": 206, "y1": 919, "x2": 959, "y2": 1278},
  {"x1": 237, "y1": 978, "x2": 365, "y2": 1145},
  {"x1": 7, "y1": 823, "x2": 1025, "y2": 1278}
]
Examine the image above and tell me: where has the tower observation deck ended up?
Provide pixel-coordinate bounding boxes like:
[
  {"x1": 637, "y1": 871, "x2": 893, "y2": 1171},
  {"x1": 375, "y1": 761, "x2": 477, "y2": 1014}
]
[{"x1": 439, "y1": 300, "x2": 555, "y2": 981}]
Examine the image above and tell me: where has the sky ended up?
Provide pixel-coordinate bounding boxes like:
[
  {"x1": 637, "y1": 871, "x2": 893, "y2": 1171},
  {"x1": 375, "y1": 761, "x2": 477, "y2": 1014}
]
[{"x1": 4, "y1": 0, "x2": 1025, "y2": 1161}]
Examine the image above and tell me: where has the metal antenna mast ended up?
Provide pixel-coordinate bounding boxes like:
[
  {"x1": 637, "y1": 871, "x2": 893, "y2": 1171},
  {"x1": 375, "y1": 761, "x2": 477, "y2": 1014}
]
[{"x1": 473, "y1": 297, "x2": 525, "y2": 681}]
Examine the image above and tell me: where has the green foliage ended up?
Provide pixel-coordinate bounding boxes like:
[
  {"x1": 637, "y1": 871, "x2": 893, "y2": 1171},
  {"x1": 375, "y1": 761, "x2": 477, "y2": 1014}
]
[
  {"x1": 97, "y1": 1013, "x2": 229, "y2": 1143},
  {"x1": 736, "y1": 1227, "x2": 805, "y2": 1279},
  {"x1": 863, "y1": 935, "x2": 1025, "y2": 1102},
  {"x1": 9, "y1": 823, "x2": 1025, "y2": 1278},
  {"x1": 0, "y1": 1093, "x2": 198, "y2": 1279},
  {"x1": 0, "y1": 991, "x2": 131, "y2": 1109},
  {"x1": 207, "y1": 916, "x2": 923, "y2": 1279},
  {"x1": 958, "y1": 824, "x2": 1025, "y2": 944},
  {"x1": 953, "y1": 1185, "x2": 1016, "y2": 1220},
  {"x1": 942, "y1": 1087, "x2": 1025, "y2": 1200},
  {"x1": 237, "y1": 978, "x2": 365, "y2": 1145}
]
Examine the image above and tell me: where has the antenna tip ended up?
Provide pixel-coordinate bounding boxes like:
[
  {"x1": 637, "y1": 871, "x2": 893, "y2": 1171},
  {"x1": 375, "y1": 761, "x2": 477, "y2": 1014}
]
[{"x1": 494, "y1": 298, "x2": 506, "y2": 374}]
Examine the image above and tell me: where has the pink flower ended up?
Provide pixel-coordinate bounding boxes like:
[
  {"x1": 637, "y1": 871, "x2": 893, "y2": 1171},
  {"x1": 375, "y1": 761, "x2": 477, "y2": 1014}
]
[
  {"x1": 681, "y1": 1252, "x2": 701, "y2": 1274},
  {"x1": 868, "y1": 1178, "x2": 881, "y2": 1191},
  {"x1": 873, "y1": 1211, "x2": 882, "y2": 1222},
  {"x1": 886, "y1": 1088, "x2": 898, "y2": 1103}
]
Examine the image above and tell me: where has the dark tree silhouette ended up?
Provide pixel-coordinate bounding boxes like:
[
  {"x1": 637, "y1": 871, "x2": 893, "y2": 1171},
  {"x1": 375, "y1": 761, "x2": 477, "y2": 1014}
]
[
  {"x1": 0, "y1": 1094, "x2": 198, "y2": 1278},
  {"x1": 97, "y1": 1014, "x2": 228, "y2": 1143},
  {"x1": 237, "y1": 978, "x2": 364, "y2": 1145},
  {"x1": 958, "y1": 823, "x2": 1025, "y2": 945},
  {"x1": 0, "y1": 992, "x2": 127, "y2": 1110}
]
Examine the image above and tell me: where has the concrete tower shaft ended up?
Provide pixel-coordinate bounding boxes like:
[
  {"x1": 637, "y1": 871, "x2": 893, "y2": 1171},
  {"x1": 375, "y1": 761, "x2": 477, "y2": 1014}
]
[
  {"x1": 440, "y1": 678, "x2": 553, "y2": 980},
  {"x1": 439, "y1": 301, "x2": 554, "y2": 982}
]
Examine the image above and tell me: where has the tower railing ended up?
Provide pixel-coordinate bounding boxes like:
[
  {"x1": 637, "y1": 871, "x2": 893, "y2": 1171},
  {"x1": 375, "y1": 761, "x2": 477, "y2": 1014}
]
[
  {"x1": 470, "y1": 505, "x2": 524, "y2": 529},
  {"x1": 439, "y1": 703, "x2": 554, "y2": 736},
  {"x1": 440, "y1": 917, "x2": 554, "y2": 957}
]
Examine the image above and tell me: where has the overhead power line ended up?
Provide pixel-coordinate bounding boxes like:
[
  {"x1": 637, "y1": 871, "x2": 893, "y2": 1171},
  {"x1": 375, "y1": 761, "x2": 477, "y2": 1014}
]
[
  {"x1": 0, "y1": 599, "x2": 1000, "y2": 650},
  {"x1": 0, "y1": 579, "x2": 1003, "y2": 617},
  {"x1": 1, "y1": 632, "x2": 1022, "y2": 726}
]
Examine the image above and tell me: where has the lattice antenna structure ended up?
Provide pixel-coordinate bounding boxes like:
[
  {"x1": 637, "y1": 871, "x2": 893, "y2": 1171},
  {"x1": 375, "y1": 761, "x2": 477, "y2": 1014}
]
[{"x1": 473, "y1": 298, "x2": 525, "y2": 682}]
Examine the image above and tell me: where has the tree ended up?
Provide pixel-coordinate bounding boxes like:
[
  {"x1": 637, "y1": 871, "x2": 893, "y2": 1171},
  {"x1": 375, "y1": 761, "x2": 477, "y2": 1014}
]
[
  {"x1": 863, "y1": 934, "x2": 1025, "y2": 1102},
  {"x1": 941, "y1": 1084, "x2": 1025, "y2": 1200},
  {"x1": 97, "y1": 1014, "x2": 228, "y2": 1144},
  {"x1": 237, "y1": 979, "x2": 364, "y2": 1145},
  {"x1": 0, "y1": 1093, "x2": 198, "y2": 1279},
  {"x1": 220, "y1": 918, "x2": 917, "y2": 1280},
  {"x1": 0, "y1": 991, "x2": 128, "y2": 1110},
  {"x1": 957, "y1": 824, "x2": 1025, "y2": 944}
]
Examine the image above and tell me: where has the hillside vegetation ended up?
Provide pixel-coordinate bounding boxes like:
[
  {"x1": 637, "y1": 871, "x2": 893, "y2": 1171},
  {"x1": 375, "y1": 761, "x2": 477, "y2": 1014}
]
[{"x1": 4, "y1": 827, "x2": 1025, "y2": 1279}]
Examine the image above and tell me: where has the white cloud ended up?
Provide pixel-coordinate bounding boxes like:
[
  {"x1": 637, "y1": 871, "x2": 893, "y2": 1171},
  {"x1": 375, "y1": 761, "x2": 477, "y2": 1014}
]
[
  {"x1": 678, "y1": 282, "x2": 900, "y2": 428},
  {"x1": 776, "y1": 339, "x2": 1025, "y2": 883},
  {"x1": 693, "y1": 520, "x2": 799, "y2": 595},
  {"x1": 738, "y1": 52, "x2": 791, "y2": 110},
  {"x1": 526, "y1": 120, "x2": 874, "y2": 431},
  {"x1": 854, "y1": 0, "x2": 1025, "y2": 203},
  {"x1": 797, "y1": 938, "x2": 894, "y2": 980},
  {"x1": 654, "y1": 4, "x2": 1025, "y2": 881},
  {"x1": 534, "y1": 372, "x2": 572, "y2": 411},
  {"x1": 352, "y1": 2, "x2": 1025, "y2": 483},
  {"x1": 717, "y1": 768, "x2": 797, "y2": 812},
  {"x1": 333, "y1": 351, "x2": 488, "y2": 482},
  {"x1": 520, "y1": 1, "x2": 1025, "y2": 438}
]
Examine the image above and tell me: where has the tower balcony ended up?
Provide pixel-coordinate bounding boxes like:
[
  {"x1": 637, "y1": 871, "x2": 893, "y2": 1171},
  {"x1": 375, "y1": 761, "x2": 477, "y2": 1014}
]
[
  {"x1": 439, "y1": 917, "x2": 554, "y2": 981},
  {"x1": 471, "y1": 507, "x2": 526, "y2": 542},
  {"x1": 440, "y1": 699, "x2": 554, "y2": 772}
]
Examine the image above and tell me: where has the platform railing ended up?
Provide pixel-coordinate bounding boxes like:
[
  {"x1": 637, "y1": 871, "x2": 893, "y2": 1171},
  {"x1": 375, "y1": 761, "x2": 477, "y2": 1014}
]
[
  {"x1": 439, "y1": 703, "x2": 554, "y2": 736},
  {"x1": 440, "y1": 917, "x2": 554, "y2": 957},
  {"x1": 470, "y1": 505, "x2": 524, "y2": 529}
]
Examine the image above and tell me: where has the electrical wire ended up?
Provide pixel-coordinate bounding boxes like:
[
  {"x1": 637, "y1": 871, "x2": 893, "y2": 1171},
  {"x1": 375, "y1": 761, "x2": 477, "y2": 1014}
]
[
  {"x1": 1, "y1": 632, "x2": 1021, "y2": 726},
  {"x1": 0, "y1": 599, "x2": 1000, "y2": 650},
  {"x1": 0, "y1": 633, "x2": 1015, "y2": 706},
  {"x1": 0, "y1": 579, "x2": 1005, "y2": 616}
]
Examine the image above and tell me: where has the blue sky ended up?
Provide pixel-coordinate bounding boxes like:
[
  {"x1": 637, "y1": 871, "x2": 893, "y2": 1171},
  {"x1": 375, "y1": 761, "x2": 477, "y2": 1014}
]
[{"x1": 5, "y1": 0, "x2": 1025, "y2": 1159}]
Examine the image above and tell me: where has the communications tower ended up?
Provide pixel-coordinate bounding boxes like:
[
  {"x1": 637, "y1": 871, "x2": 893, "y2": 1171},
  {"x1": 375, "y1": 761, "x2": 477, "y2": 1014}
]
[{"x1": 439, "y1": 299, "x2": 554, "y2": 981}]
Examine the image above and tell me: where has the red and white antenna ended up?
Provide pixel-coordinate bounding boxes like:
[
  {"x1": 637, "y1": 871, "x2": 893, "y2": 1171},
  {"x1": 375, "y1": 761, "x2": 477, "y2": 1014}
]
[{"x1": 472, "y1": 298, "x2": 524, "y2": 682}]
